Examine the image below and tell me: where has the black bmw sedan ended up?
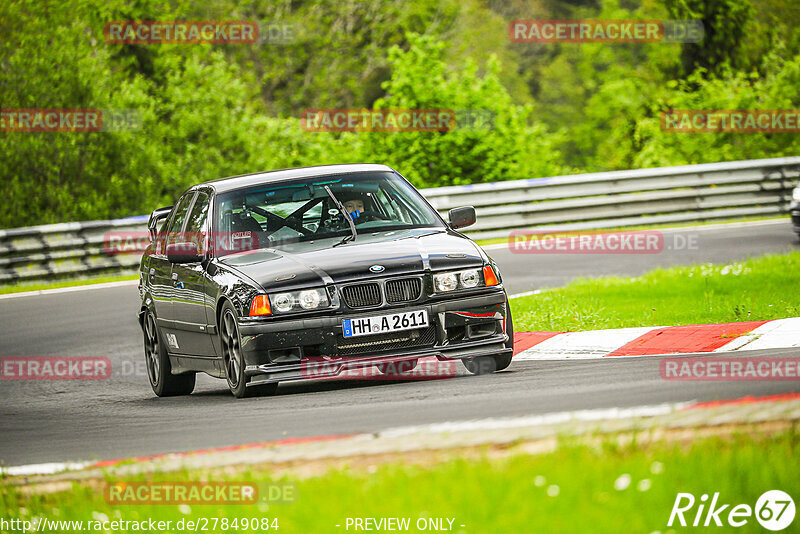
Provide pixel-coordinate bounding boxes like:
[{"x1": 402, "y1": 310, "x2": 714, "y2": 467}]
[{"x1": 138, "y1": 164, "x2": 513, "y2": 397}]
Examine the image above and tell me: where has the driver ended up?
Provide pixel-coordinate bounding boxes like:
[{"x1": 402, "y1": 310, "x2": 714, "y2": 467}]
[{"x1": 341, "y1": 192, "x2": 367, "y2": 222}]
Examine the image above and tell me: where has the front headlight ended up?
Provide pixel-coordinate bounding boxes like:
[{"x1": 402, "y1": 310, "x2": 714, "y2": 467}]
[
  {"x1": 460, "y1": 270, "x2": 480, "y2": 288},
  {"x1": 433, "y1": 266, "x2": 499, "y2": 293},
  {"x1": 299, "y1": 289, "x2": 321, "y2": 309},
  {"x1": 793, "y1": 187, "x2": 800, "y2": 202},
  {"x1": 268, "y1": 288, "x2": 329, "y2": 313},
  {"x1": 272, "y1": 293, "x2": 294, "y2": 313},
  {"x1": 434, "y1": 272, "x2": 458, "y2": 292}
]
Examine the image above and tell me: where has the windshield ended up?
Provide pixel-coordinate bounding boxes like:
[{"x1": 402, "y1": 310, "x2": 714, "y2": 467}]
[{"x1": 213, "y1": 171, "x2": 445, "y2": 255}]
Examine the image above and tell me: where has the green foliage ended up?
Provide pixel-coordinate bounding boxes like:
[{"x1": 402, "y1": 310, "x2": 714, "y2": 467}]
[
  {"x1": 631, "y1": 51, "x2": 800, "y2": 167},
  {"x1": 358, "y1": 34, "x2": 569, "y2": 188},
  {"x1": 664, "y1": 0, "x2": 757, "y2": 76},
  {"x1": 1, "y1": 0, "x2": 799, "y2": 227},
  {"x1": 4, "y1": 428, "x2": 799, "y2": 533},
  {"x1": 512, "y1": 251, "x2": 800, "y2": 331},
  {"x1": 0, "y1": 0, "x2": 355, "y2": 226}
]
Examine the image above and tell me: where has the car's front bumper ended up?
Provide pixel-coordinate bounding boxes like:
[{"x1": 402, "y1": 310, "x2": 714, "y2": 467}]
[
  {"x1": 238, "y1": 290, "x2": 511, "y2": 384},
  {"x1": 791, "y1": 200, "x2": 800, "y2": 234}
]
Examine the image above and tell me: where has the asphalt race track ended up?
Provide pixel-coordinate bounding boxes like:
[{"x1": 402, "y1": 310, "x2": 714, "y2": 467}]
[{"x1": 0, "y1": 220, "x2": 798, "y2": 466}]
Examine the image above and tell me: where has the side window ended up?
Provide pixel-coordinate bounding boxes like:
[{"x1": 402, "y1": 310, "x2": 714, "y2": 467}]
[
  {"x1": 302, "y1": 202, "x2": 323, "y2": 231},
  {"x1": 185, "y1": 192, "x2": 210, "y2": 234},
  {"x1": 376, "y1": 187, "x2": 410, "y2": 223},
  {"x1": 183, "y1": 191, "x2": 210, "y2": 254},
  {"x1": 165, "y1": 193, "x2": 196, "y2": 247}
]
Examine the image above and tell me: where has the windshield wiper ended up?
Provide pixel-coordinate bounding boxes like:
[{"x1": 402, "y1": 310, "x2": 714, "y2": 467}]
[{"x1": 324, "y1": 185, "x2": 357, "y2": 246}]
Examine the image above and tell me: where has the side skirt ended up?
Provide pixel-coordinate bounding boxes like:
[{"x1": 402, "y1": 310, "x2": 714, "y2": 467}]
[{"x1": 169, "y1": 354, "x2": 225, "y2": 378}]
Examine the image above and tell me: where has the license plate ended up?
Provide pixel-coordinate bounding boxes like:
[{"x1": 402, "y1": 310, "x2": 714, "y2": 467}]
[{"x1": 342, "y1": 310, "x2": 428, "y2": 338}]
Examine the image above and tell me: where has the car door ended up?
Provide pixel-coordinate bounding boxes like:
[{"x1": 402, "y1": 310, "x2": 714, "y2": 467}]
[
  {"x1": 150, "y1": 191, "x2": 195, "y2": 334},
  {"x1": 168, "y1": 190, "x2": 216, "y2": 356}
]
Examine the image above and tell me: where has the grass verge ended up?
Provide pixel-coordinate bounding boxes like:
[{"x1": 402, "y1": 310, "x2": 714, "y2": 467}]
[
  {"x1": 512, "y1": 251, "x2": 800, "y2": 331},
  {"x1": 2, "y1": 427, "x2": 796, "y2": 533}
]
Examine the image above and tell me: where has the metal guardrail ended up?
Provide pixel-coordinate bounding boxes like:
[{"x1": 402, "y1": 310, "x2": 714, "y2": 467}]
[
  {"x1": 0, "y1": 216, "x2": 148, "y2": 284},
  {"x1": 424, "y1": 157, "x2": 800, "y2": 240},
  {"x1": 1, "y1": 157, "x2": 798, "y2": 284}
]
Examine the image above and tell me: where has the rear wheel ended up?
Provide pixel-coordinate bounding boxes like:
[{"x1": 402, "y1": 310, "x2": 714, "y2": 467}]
[
  {"x1": 143, "y1": 310, "x2": 195, "y2": 396},
  {"x1": 220, "y1": 302, "x2": 278, "y2": 398},
  {"x1": 464, "y1": 305, "x2": 514, "y2": 375}
]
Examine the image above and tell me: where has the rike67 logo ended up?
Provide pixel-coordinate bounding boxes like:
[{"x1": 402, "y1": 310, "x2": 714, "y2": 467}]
[{"x1": 668, "y1": 490, "x2": 795, "y2": 531}]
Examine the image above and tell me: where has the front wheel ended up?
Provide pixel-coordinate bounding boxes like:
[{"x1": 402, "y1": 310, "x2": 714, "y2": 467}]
[
  {"x1": 143, "y1": 310, "x2": 196, "y2": 396},
  {"x1": 220, "y1": 302, "x2": 279, "y2": 398},
  {"x1": 464, "y1": 305, "x2": 514, "y2": 375}
]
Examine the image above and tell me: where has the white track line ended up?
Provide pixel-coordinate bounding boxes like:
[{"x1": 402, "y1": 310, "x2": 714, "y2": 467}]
[
  {"x1": 379, "y1": 402, "x2": 691, "y2": 437},
  {"x1": 657, "y1": 218, "x2": 788, "y2": 233},
  {"x1": 0, "y1": 461, "x2": 90, "y2": 476},
  {"x1": 0, "y1": 279, "x2": 138, "y2": 301},
  {"x1": 509, "y1": 289, "x2": 542, "y2": 299}
]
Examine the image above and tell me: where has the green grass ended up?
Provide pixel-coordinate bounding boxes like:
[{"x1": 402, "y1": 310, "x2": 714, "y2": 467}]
[
  {"x1": 0, "y1": 274, "x2": 137, "y2": 295},
  {"x1": 2, "y1": 429, "x2": 797, "y2": 533},
  {"x1": 474, "y1": 215, "x2": 788, "y2": 247},
  {"x1": 511, "y1": 251, "x2": 800, "y2": 331}
]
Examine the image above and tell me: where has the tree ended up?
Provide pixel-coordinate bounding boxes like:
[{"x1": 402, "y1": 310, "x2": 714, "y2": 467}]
[
  {"x1": 358, "y1": 33, "x2": 568, "y2": 188},
  {"x1": 663, "y1": 0, "x2": 757, "y2": 77}
]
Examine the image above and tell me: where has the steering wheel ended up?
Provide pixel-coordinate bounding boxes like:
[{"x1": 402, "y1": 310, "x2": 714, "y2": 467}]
[{"x1": 353, "y1": 210, "x2": 389, "y2": 224}]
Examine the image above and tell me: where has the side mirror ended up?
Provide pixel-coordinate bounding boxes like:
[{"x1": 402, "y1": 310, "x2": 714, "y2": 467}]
[
  {"x1": 448, "y1": 206, "x2": 476, "y2": 229},
  {"x1": 166, "y1": 242, "x2": 203, "y2": 263}
]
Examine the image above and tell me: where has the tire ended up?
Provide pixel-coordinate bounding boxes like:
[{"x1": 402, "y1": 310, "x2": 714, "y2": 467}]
[
  {"x1": 219, "y1": 302, "x2": 279, "y2": 398},
  {"x1": 143, "y1": 310, "x2": 195, "y2": 397},
  {"x1": 464, "y1": 304, "x2": 514, "y2": 375},
  {"x1": 377, "y1": 359, "x2": 418, "y2": 376}
]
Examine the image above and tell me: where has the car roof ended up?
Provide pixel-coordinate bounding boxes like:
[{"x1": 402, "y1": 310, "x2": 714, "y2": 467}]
[{"x1": 194, "y1": 164, "x2": 396, "y2": 194}]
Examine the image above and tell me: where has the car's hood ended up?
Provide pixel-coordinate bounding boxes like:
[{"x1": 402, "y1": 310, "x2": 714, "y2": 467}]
[{"x1": 219, "y1": 230, "x2": 485, "y2": 291}]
